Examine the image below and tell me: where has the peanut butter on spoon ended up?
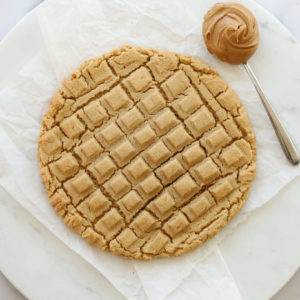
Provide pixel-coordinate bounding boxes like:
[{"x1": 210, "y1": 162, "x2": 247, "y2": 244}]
[
  {"x1": 202, "y1": 2, "x2": 299, "y2": 164},
  {"x1": 202, "y1": 2, "x2": 260, "y2": 65}
]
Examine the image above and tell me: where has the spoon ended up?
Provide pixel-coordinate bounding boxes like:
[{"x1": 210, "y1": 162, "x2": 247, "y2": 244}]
[
  {"x1": 203, "y1": 2, "x2": 299, "y2": 165},
  {"x1": 244, "y1": 62, "x2": 299, "y2": 165}
]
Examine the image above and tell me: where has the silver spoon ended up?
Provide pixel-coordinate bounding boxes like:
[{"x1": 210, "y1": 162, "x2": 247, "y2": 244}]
[{"x1": 244, "y1": 62, "x2": 299, "y2": 165}]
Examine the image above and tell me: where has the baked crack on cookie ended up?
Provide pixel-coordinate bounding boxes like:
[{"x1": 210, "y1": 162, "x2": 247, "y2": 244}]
[{"x1": 38, "y1": 45, "x2": 257, "y2": 260}]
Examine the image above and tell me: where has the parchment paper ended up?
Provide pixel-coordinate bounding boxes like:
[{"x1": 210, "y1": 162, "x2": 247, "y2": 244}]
[{"x1": 0, "y1": 0, "x2": 300, "y2": 299}]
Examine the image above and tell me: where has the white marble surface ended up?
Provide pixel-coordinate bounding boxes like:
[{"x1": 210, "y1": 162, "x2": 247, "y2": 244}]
[{"x1": 0, "y1": 0, "x2": 300, "y2": 300}]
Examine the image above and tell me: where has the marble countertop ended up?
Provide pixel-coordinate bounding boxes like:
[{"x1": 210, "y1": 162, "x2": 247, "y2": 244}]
[{"x1": 0, "y1": 0, "x2": 300, "y2": 299}]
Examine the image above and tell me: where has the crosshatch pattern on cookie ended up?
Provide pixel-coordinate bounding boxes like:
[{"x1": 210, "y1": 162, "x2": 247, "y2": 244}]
[
  {"x1": 117, "y1": 190, "x2": 145, "y2": 223},
  {"x1": 137, "y1": 88, "x2": 166, "y2": 117},
  {"x1": 147, "y1": 190, "x2": 175, "y2": 221},
  {"x1": 87, "y1": 153, "x2": 117, "y2": 184},
  {"x1": 123, "y1": 157, "x2": 152, "y2": 186},
  {"x1": 151, "y1": 107, "x2": 180, "y2": 136},
  {"x1": 117, "y1": 106, "x2": 144, "y2": 134},
  {"x1": 189, "y1": 157, "x2": 220, "y2": 186},
  {"x1": 171, "y1": 87, "x2": 203, "y2": 119},
  {"x1": 80, "y1": 100, "x2": 109, "y2": 130},
  {"x1": 38, "y1": 45, "x2": 257, "y2": 260},
  {"x1": 49, "y1": 152, "x2": 79, "y2": 181},
  {"x1": 155, "y1": 156, "x2": 185, "y2": 186}
]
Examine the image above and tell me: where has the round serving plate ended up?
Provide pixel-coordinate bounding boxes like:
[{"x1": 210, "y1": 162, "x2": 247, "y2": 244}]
[{"x1": 1, "y1": 0, "x2": 300, "y2": 299}]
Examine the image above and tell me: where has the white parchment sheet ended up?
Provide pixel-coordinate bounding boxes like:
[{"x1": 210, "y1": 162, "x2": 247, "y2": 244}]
[{"x1": 0, "y1": 0, "x2": 300, "y2": 299}]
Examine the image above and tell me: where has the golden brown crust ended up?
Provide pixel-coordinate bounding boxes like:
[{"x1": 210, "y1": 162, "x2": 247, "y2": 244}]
[{"x1": 37, "y1": 45, "x2": 256, "y2": 260}]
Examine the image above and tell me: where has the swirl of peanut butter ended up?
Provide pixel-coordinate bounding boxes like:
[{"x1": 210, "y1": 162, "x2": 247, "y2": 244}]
[{"x1": 202, "y1": 2, "x2": 260, "y2": 65}]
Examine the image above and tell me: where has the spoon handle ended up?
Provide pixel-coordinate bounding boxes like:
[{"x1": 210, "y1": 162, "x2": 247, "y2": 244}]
[{"x1": 244, "y1": 62, "x2": 299, "y2": 165}]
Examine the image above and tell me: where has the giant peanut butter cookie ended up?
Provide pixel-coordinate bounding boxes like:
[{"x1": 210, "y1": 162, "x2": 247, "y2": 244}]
[{"x1": 38, "y1": 45, "x2": 256, "y2": 260}]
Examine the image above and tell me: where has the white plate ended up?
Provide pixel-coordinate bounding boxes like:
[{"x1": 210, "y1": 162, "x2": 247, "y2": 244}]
[{"x1": 1, "y1": 0, "x2": 300, "y2": 299}]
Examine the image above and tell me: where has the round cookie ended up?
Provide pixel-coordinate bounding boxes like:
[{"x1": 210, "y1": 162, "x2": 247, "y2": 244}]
[{"x1": 38, "y1": 45, "x2": 256, "y2": 260}]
